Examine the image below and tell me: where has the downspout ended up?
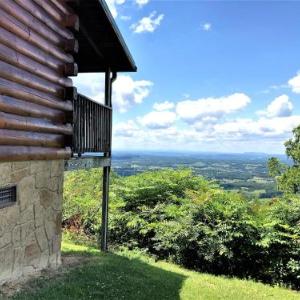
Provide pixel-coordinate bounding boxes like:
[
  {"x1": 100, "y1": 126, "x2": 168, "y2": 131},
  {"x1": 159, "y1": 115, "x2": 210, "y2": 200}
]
[{"x1": 109, "y1": 72, "x2": 117, "y2": 107}]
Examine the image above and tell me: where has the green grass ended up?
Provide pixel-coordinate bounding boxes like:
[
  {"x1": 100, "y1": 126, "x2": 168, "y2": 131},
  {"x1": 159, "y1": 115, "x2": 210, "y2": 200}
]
[{"x1": 9, "y1": 238, "x2": 300, "y2": 300}]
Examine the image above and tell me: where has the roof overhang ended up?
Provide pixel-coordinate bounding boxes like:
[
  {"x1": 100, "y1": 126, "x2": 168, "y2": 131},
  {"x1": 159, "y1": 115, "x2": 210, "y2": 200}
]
[{"x1": 74, "y1": 0, "x2": 137, "y2": 73}]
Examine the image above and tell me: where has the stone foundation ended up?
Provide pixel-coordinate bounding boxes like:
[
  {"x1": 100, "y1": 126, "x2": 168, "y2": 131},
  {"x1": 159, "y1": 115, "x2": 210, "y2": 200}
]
[{"x1": 0, "y1": 160, "x2": 64, "y2": 285}]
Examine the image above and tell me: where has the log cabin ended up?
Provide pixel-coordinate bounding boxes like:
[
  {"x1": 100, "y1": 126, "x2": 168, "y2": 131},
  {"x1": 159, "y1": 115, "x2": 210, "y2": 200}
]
[{"x1": 0, "y1": 0, "x2": 136, "y2": 284}]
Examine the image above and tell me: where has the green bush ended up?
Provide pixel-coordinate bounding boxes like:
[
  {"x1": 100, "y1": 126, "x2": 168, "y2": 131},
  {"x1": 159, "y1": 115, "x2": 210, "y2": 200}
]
[
  {"x1": 63, "y1": 168, "x2": 300, "y2": 290},
  {"x1": 63, "y1": 168, "x2": 103, "y2": 235},
  {"x1": 260, "y1": 196, "x2": 300, "y2": 288}
]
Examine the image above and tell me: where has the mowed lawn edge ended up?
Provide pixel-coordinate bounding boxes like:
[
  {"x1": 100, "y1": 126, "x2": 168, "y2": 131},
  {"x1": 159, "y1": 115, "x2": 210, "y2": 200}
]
[{"x1": 7, "y1": 239, "x2": 300, "y2": 300}]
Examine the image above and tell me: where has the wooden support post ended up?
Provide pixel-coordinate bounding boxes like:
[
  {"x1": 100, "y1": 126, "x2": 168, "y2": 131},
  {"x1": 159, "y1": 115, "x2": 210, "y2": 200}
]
[
  {"x1": 101, "y1": 165, "x2": 110, "y2": 251},
  {"x1": 101, "y1": 68, "x2": 112, "y2": 252}
]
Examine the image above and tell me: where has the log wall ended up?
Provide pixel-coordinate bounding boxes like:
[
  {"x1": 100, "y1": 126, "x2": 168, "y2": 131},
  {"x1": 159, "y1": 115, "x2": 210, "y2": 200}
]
[{"x1": 0, "y1": 0, "x2": 78, "y2": 161}]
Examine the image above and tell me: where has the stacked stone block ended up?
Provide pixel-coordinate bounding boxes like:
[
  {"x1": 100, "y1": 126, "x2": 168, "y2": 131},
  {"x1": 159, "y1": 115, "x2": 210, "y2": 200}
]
[{"x1": 0, "y1": 160, "x2": 64, "y2": 285}]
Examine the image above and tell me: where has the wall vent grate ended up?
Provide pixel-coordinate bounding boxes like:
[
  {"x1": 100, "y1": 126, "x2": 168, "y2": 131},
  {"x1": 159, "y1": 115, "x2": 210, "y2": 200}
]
[{"x1": 0, "y1": 186, "x2": 17, "y2": 208}]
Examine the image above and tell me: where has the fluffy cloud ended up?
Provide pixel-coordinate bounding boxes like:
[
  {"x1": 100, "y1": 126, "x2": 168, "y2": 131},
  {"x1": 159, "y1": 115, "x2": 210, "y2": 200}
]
[
  {"x1": 202, "y1": 23, "x2": 212, "y2": 31},
  {"x1": 114, "y1": 120, "x2": 140, "y2": 137},
  {"x1": 72, "y1": 73, "x2": 106, "y2": 104},
  {"x1": 131, "y1": 11, "x2": 164, "y2": 33},
  {"x1": 176, "y1": 93, "x2": 251, "y2": 124},
  {"x1": 113, "y1": 114, "x2": 300, "y2": 152},
  {"x1": 138, "y1": 111, "x2": 176, "y2": 129},
  {"x1": 106, "y1": 0, "x2": 126, "y2": 18},
  {"x1": 113, "y1": 76, "x2": 153, "y2": 112},
  {"x1": 72, "y1": 74, "x2": 153, "y2": 113},
  {"x1": 153, "y1": 101, "x2": 175, "y2": 111},
  {"x1": 288, "y1": 72, "x2": 300, "y2": 93},
  {"x1": 112, "y1": 89, "x2": 300, "y2": 152},
  {"x1": 213, "y1": 116, "x2": 300, "y2": 140},
  {"x1": 257, "y1": 95, "x2": 293, "y2": 118},
  {"x1": 135, "y1": 0, "x2": 150, "y2": 7},
  {"x1": 111, "y1": 83, "x2": 300, "y2": 152}
]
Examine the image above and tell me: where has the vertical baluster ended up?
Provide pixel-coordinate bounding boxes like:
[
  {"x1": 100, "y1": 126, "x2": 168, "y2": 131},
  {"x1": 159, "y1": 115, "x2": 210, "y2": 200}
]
[
  {"x1": 100, "y1": 106, "x2": 102, "y2": 152},
  {"x1": 97, "y1": 104, "x2": 100, "y2": 152},
  {"x1": 100, "y1": 105, "x2": 102, "y2": 152},
  {"x1": 77, "y1": 96, "x2": 80, "y2": 154},
  {"x1": 88, "y1": 99, "x2": 90, "y2": 152},
  {"x1": 93, "y1": 101, "x2": 95, "y2": 152},
  {"x1": 98, "y1": 104, "x2": 100, "y2": 152},
  {"x1": 85, "y1": 99, "x2": 87, "y2": 153},
  {"x1": 82, "y1": 97, "x2": 84, "y2": 153},
  {"x1": 107, "y1": 108, "x2": 112, "y2": 152},
  {"x1": 90, "y1": 100, "x2": 92, "y2": 152},
  {"x1": 79, "y1": 96, "x2": 82, "y2": 154},
  {"x1": 72, "y1": 97, "x2": 76, "y2": 153},
  {"x1": 106, "y1": 107, "x2": 109, "y2": 153},
  {"x1": 88, "y1": 100, "x2": 90, "y2": 152},
  {"x1": 95, "y1": 103, "x2": 98, "y2": 152},
  {"x1": 90, "y1": 102, "x2": 94, "y2": 151},
  {"x1": 93, "y1": 102, "x2": 96, "y2": 152},
  {"x1": 75, "y1": 98, "x2": 77, "y2": 153},
  {"x1": 95, "y1": 103, "x2": 97, "y2": 152},
  {"x1": 102, "y1": 106, "x2": 105, "y2": 152}
]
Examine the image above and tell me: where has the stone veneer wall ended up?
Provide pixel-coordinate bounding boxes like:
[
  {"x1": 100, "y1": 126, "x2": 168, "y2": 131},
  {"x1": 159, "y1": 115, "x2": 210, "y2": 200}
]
[{"x1": 0, "y1": 160, "x2": 64, "y2": 285}]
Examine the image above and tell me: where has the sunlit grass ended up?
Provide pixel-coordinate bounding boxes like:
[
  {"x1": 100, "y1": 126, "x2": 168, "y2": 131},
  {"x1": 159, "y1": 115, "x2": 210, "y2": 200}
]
[{"x1": 10, "y1": 236, "x2": 300, "y2": 300}]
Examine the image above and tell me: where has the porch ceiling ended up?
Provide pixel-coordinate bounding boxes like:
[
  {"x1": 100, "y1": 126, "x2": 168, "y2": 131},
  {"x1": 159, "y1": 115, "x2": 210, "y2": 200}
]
[{"x1": 75, "y1": 0, "x2": 137, "y2": 73}]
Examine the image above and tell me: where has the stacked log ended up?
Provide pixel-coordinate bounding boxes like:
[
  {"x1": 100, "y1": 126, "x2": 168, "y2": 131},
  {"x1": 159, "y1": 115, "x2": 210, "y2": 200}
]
[{"x1": 0, "y1": 0, "x2": 78, "y2": 161}]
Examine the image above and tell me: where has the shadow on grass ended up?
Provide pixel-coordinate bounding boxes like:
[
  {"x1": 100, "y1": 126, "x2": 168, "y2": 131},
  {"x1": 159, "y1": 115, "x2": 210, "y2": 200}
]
[{"x1": 12, "y1": 251, "x2": 186, "y2": 300}]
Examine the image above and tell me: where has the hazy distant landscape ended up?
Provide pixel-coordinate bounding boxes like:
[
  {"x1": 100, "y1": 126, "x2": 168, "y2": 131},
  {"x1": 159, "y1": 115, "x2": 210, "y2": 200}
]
[{"x1": 112, "y1": 151, "x2": 288, "y2": 199}]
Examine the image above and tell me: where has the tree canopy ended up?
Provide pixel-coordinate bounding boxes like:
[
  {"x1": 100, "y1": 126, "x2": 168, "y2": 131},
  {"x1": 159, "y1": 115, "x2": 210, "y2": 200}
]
[{"x1": 268, "y1": 125, "x2": 300, "y2": 194}]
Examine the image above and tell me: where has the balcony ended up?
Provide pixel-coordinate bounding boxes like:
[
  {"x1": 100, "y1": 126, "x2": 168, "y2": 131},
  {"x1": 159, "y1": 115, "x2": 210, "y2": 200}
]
[{"x1": 72, "y1": 93, "x2": 112, "y2": 156}]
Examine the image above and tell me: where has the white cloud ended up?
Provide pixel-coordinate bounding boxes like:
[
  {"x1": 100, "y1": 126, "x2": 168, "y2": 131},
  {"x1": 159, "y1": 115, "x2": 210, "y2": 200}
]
[
  {"x1": 72, "y1": 73, "x2": 105, "y2": 103},
  {"x1": 257, "y1": 95, "x2": 293, "y2": 118},
  {"x1": 120, "y1": 15, "x2": 132, "y2": 21},
  {"x1": 153, "y1": 101, "x2": 175, "y2": 111},
  {"x1": 213, "y1": 116, "x2": 300, "y2": 140},
  {"x1": 288, "y1": 72, "x2": 300, "y2": 93},
  {"x1": 192, "y1": 116, "x2": 219, "y2": 132},
  {"x1": 112, "y1": 89, "x2": 300, "y2": 152},
  {"x1": 138, "y1": 111, "x2": 176, "y2": 129},
  {"x1": 113, "y1": 76, "x2": 153, "y2": 112},
  {"x1": 106, "y1": 0, "x2": 126, "y2": 18},
  {"x1": 260, "y1": 84, "x2": 288, "y2": 94},
  {"x1": 114, "y1": 120, "x2": 140, "y2": 137},
  {"x1": 131, "y1": 11, "x2": 164, "y2": 33},
  {"x1": 176, "y1": 93, "x2": 251, "y2": 124},
  {"x1": 202, "y1": 23, "x2": 212, "y2": 31},
  {"x1": 135, "y1": 0, "x2": 150, "y2": 7},
  {"x1": 73, "y1": 74, "x2": 153, "y2": 113},
  {"x1": 113, "y1": 113, "x2": 300, "y2": 153}
]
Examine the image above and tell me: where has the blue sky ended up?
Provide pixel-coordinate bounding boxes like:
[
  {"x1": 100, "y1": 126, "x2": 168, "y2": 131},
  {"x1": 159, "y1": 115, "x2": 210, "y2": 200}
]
[{"x1": 74, "y1": 0, "x2": 300, "y2": 154}]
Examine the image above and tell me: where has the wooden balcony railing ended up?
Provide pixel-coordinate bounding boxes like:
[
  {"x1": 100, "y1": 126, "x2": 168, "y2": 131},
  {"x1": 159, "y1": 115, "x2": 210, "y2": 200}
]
[{"x1": 72, "y1": 93, "x2": 112, "y2": 155}]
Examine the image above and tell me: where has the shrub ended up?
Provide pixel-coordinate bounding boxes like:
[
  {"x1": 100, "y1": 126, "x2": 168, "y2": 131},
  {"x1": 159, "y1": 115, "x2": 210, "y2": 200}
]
[
  {"x1": 63, "y1": 168, "x2": 300, "y2": 290},
  {"x1": 109, "y1": 169, "x2": 215, "y2": 251},
  {"x1": 63, "y1": 168, "x2": 103, "y2": 235}
]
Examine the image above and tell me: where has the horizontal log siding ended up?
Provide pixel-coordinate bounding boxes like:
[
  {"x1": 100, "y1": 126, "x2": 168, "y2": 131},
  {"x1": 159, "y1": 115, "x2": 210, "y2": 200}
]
[{"x1": 0, "y1": 0, "x2": 77, "y2": 161}]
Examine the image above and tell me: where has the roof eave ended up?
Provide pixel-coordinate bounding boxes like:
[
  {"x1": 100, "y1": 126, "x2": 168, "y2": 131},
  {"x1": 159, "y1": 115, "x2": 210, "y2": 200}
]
[{"x1": 98, "y1": 0, "x2": 137, "y2": 72}]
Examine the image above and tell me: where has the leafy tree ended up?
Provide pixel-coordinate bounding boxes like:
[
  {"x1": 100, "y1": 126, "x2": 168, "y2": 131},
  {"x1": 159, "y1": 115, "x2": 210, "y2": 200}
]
[{"x1": 268, "y1": 125, "x2": 300, "y2": 194}]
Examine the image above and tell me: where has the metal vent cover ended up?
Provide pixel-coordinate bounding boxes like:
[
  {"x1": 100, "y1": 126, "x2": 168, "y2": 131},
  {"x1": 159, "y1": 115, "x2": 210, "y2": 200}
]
[{"x1": 0, "y1": 186, "x2": 17, "y2": 208}]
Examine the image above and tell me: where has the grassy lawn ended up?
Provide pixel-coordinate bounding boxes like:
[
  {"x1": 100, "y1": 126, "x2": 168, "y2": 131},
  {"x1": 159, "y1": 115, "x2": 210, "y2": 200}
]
[{"x1": 7, "y1": 238, "x2": 300, "y2": 300}]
